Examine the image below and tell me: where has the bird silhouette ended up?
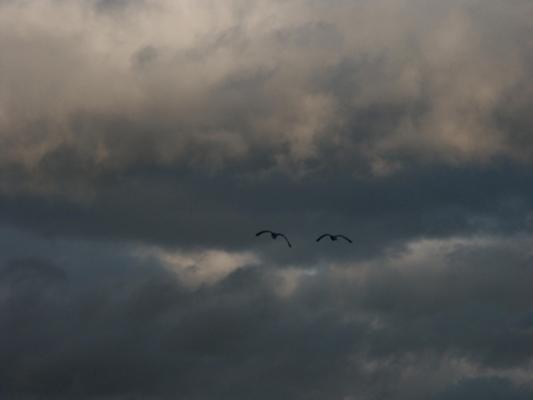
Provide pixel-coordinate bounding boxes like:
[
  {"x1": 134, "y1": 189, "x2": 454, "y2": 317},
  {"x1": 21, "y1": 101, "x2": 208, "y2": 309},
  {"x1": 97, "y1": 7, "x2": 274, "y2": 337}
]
[
  {"x1": 256, "y1": 230, "x2": 292, "y2": 248},
  {"x1": 316, "y1": 234, "x2": 352, "y2": 243}
]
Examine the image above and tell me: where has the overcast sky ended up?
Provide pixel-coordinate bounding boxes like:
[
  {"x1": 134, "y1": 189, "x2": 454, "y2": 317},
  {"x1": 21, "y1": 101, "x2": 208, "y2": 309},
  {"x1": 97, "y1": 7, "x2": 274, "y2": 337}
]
[{"x1": 1, "y1": 0, "x2": 533, "y2": 399}]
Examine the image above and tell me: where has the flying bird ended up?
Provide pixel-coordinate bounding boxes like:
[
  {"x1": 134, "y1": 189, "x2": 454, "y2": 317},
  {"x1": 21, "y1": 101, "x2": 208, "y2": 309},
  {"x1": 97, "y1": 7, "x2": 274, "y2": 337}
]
[
  {"x1": 316, "y1": 234, "x2": 352, "y2": 243},
  {"x1": 256, "y1": 230, "x2": 292, "y2": 248}
]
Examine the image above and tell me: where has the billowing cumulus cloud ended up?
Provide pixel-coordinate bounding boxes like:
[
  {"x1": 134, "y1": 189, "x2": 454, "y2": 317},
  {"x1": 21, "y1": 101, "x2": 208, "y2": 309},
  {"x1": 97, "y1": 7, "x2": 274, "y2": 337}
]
[
  {"x1": 1, "y1": 0, "x2": 532, "y2": 196},
  {"x1": 1, "y1": 0, "x2": 533, "y2": 398}
]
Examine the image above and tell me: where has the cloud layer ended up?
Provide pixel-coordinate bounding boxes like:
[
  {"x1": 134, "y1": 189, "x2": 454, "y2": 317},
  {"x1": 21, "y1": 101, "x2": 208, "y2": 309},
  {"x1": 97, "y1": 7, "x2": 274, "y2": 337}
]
[
  {"x1": 1, "y1": 0, "x2": 533, "y2": 399},
  {"x1": 1, "y1": 0, "x2": 532, "y2": 194},
  {"x1": 2, "y1": 228, "x2": 533, "y2": 399}
]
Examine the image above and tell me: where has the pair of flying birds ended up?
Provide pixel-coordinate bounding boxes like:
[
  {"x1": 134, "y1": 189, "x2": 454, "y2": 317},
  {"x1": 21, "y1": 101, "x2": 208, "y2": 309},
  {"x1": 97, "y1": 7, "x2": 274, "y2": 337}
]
[{"x1": 255, "y1": 230, "x2": 352, "y2": 248}]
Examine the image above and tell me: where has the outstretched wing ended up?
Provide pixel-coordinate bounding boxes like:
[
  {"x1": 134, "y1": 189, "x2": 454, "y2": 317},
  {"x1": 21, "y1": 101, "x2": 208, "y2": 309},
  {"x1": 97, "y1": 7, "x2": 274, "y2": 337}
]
[
  {"x1": 256, "y1": 230, "x2": 272, "y2": 237},
  {"x1": 337, "y1": 235, "x2": 353, "y2": 243},
  {"x1": 278, "y1": 233, "x2": 292, "y2": 248},
  {"x1": 316, "y1": 234, "x2": 330, "y2": 242}
]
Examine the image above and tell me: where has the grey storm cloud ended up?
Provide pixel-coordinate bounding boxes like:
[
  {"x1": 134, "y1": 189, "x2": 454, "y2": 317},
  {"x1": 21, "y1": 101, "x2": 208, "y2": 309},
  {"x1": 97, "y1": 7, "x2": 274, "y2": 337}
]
[
  {"x1": 1, "y1": 0, "x2": 533, "y2": 399},
  {"x1": 2, "y1": 228, "x2": 533, "y2": 399},
  {"x1": 1, "y1": 163, "x2": 532, "y2": 263}
]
